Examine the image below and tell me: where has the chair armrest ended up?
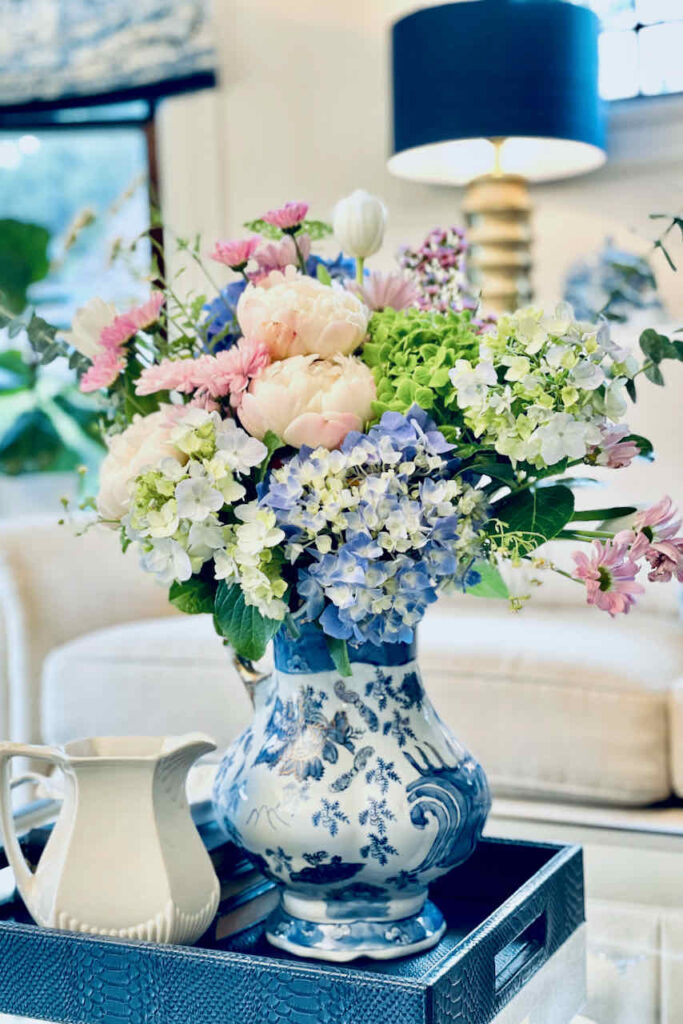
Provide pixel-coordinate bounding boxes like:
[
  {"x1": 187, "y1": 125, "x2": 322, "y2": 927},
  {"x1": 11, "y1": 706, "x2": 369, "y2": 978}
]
[{"x1": 0, "y1": 517, "x2": 176, "y2": 742}]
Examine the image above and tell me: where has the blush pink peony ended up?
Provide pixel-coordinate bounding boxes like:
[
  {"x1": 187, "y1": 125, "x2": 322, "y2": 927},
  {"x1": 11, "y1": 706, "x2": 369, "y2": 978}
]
[
  {"x1": 97, "y1": 406, "x2": 187, "y2": 523},
  {"x1": 236, "y1": 267, "x2": 369, "y2": 359},
  {"x1": 238, "y1": 354, "x2": 376, "y2": 449}
]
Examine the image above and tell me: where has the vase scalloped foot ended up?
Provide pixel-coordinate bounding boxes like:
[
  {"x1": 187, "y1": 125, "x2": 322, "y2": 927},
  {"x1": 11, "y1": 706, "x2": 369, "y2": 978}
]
[{"x1": 265, "y1": 896, "x2": 447, "y2": 962}]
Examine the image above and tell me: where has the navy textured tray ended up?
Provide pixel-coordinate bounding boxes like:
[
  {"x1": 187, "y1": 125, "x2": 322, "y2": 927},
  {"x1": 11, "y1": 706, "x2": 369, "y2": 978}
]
[{"x1": 0, "y1": 829, "x2": 584, "y2": 1024}]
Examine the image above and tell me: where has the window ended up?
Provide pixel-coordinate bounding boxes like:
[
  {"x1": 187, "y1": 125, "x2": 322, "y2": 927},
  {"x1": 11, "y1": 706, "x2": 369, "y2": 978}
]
[
  {"x1": 583, "y1": 0, "x2": 683, "y2": 100},
  {"x1": 0, "y1": 102, "x2": 152, "y2": 327}
]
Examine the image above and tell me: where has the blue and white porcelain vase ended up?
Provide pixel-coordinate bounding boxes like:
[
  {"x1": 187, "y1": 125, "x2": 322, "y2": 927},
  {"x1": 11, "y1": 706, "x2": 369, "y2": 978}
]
[{"x1": 213, "y1": 624, "x2": 491, "y2": 961}]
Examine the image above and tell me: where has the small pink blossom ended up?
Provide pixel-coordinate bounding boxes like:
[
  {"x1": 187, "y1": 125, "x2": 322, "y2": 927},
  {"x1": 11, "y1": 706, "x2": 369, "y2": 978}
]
[
  {"x1": 348, "y1": 270, "x2": 420, "y2": 312},
  {"x1": 262, "y1": 201, "x2": 309, "y2": 231},
  {"x1": 210, "y1": 237, "x2": 261, "y2": 269},
  {"x1": 251, "y1": 234, "x2": 311, "y2": 282},
  {"x1": 100, "y1": 292, "x2": 165, "y2": 351},
  {"x1": 572, "y1": 539, "x2": 644, "y2": 616},
  {"x1": 80, "y1": 349, "x2": 126, "y2": 393},
  {"x1": 591, "y1": 425, "x2": 640, "y2": 469},
  {"x1": 136, "y1": 358, "x2": 198, "y2": 396}
]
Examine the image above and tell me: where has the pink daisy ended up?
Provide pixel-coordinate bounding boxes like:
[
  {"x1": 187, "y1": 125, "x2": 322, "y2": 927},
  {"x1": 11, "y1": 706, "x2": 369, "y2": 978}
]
[
  {"x1": 80, "y1": 349, "x2": 126, "y2": 393},
  {"x1": 620, "y1": 496, "x2": 683, "y2": 584},
  {"x1": 262, "y1": 201, "x2": 309, "y2": 232},
  {"x1": 348, "y1": 271, "x2": 420, "y2": 312},
  {"x1": 572, "y1": 539, "x2": 644, "y2": 616},
  {"x1": 210, "y1": 237, "x2": 261, "y2": 269}
]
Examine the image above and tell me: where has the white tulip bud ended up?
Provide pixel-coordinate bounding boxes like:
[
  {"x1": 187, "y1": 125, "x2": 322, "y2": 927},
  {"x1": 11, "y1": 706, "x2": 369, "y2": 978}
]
[{"x1": 332, "y1": 190, "x2": 387, "y2": 260}]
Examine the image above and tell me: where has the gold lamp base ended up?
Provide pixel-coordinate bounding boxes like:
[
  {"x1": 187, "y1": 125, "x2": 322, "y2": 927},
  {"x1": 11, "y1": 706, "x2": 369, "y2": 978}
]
[{"x1": 463, "y1": 174, "x2": 533, "y2": 316}]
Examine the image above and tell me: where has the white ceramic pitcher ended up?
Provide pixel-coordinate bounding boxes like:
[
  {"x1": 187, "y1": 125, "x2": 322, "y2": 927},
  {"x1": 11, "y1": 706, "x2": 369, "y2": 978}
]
[{"x1": 0, "y1": 734, "x2": 220, "y2": 944}]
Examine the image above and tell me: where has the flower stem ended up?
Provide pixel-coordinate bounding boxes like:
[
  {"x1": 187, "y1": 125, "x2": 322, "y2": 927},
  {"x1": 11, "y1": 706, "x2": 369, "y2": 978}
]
[
  {"x1": 356, "y1": 256, "x2": 365, "y2": 286},
  {"x1": 293, "y1": 235, "x2": 307, "y2": 274}
]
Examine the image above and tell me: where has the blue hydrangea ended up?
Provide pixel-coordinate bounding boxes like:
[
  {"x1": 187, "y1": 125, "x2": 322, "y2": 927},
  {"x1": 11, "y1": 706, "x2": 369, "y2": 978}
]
[{"x1": 260, "y1": 407, "x2": 488, "y2": 646}]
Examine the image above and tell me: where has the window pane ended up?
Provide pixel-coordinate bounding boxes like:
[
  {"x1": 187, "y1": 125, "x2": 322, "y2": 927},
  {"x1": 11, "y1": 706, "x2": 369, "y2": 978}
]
[
  {"x1": 0, "y1": 128, "x2": 150, "y2": 326},
  {"x1": 639, "y1": 22, "x2": 683, "y2": 95},
  {"x1": 599, "y1": 30, "x2": 639, "y2": 99},
  {"x1": 635, "y1": 0, "x2": 683, "y2": 24}
]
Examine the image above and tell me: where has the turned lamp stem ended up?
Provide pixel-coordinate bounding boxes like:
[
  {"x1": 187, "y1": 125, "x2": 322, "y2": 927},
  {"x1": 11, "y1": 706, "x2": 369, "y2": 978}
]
[{"x1": 463, "y1": 137, "x2": 533, "y2": 316}]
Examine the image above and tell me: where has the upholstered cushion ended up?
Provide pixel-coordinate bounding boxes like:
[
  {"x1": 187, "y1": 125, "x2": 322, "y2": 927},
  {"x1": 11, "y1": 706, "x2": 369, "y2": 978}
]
[
  {"x1": 421, "y1": 603, "x2": 682, "y2": 806},
  {"x1": 43, "y1": 603, "x2": 683, "y2": 805}
]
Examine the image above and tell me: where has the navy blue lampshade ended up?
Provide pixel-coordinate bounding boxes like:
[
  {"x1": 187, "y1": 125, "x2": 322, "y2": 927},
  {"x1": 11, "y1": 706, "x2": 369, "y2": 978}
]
[{"x1": 389, "y1": 0, "x2": 606, "y2": 184}]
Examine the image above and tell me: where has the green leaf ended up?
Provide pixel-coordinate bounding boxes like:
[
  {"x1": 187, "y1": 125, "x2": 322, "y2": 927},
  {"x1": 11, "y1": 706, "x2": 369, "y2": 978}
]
[
  {"x1": 214, "y1": 581, "x2": 282, "y2": 661},
  {"x1": 258, "y1": 430, "x2": 285, "y2": 482},
  {"x1": 639, "y1": 329, "x2": 678, "y2": 364},
  {"x1": 316, "y1": 263, "x2": 332, "y2": 286},
  {"x1": 493, "y1": 485, "x2": 575, "y2": 550},
  {"x1": 626, "y1": 433, "x2": 654, "y2": 460},
  {"x1": 644, "y1": 361, "x2": 665, "y2": 386},
  {"x1": 301, "y1": 219, "x2": 333, "y2": 241},
  {"x1": 465, "y1": 561, "x2": 509, "y2": 599},
  {"x1": 0, "y1": 219, "x2": 50, "y2": 313},
  {"x1": 169, "y1": 577, "x2": 216, "y2": 615},
  {"x1": 626, "y1": 377, "x2": 637, "y2": 403},
  {"x1": 0, "y1": 349, "x2": 34, "y2": 391},
  {"x1": 326, "y1": 636, "x2": 352, "y2": 677},
  {"x1": 571, "y1": 505, "x2": 637, "y2": 522}
]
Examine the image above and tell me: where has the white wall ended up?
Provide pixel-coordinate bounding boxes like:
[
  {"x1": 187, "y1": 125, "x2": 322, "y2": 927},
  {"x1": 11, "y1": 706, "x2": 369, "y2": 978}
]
[
  {"x1": 159, "y1": 0, "x2": 683, "y2": 316},
  {"x1": 157, "y1": 0, "x2": 683, "y2": 507}
]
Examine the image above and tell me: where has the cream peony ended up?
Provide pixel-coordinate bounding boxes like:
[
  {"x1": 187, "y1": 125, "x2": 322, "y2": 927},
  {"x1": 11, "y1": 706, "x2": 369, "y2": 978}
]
[
  {"x1": 236, "y1": 266, "x2": 369, "y2": 359},
  {"x1": 98, "y1": 407, "x2": 187, "y2": 523},
  {"x1": 63, "y1": 297, "x2": 117, "y2": 360},
  {"x1": 238, "y1": 354, "x2": 376, "y2": 449}
]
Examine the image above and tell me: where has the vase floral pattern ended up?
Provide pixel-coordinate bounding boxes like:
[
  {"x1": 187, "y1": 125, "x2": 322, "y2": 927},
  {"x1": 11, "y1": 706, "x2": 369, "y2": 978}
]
[{"x1": 213, "y1": 626, "x2": 490, "y2": 961}]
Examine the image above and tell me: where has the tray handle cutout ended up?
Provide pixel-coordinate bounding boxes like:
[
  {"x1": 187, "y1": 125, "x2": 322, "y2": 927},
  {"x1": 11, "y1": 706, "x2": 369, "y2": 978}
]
[{"x1": 493, "y1": 909, "x2": 547, "y2": 996}]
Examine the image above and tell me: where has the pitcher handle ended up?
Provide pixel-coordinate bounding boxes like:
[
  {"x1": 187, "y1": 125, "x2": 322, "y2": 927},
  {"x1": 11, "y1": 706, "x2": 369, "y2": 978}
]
[{"x1": 0, "y1": 742, "x2": 65, "y2": 898}]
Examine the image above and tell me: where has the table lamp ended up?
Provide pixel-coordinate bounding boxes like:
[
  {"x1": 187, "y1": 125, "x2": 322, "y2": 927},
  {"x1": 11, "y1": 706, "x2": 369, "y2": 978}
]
[{"x1": 389, "y1": 0, "x2": 606, "y2": 314}]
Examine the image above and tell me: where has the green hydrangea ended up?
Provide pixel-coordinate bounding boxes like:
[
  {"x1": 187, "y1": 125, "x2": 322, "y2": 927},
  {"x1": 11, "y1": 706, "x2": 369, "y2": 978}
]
[{"x1": 362, "y1": 307, "x2": 480, "y2": 441}]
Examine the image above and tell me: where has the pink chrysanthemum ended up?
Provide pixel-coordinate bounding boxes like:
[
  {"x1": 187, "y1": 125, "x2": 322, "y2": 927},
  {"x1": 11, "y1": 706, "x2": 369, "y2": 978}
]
[
  {"x1": 590, "y1": 425, "x2": 640, "y2": 469},
  {"x1": 136, "y1": 358, "x2": 198, "y2": 396},
  {"x1": 100, "y1": 292, "x2": 165, "y2": 351},
  {"x1": 572, "y1": 539, "x2": 644, "y2": 616},
  {"x1": 193, "y1": 337, "x2": 271, "y2": 405},
  {"x1": 262, "y1": 201, "x2": 309, "y2": 231},
  {"x1": 210, "y1": 237, "x2": 261, "y2": 269},
  {"x1": 80, "y1": 349, "x2": 126, "y2": 393},
  {"x1": 348, "y1": 270, "x2": 420, "y2": 312}
]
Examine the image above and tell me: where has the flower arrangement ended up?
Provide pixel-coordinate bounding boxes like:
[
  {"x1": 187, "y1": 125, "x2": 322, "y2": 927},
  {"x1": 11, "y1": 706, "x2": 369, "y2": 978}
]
[{"x1": 13, "y1": 192, "x2": 683, "y2": 671}]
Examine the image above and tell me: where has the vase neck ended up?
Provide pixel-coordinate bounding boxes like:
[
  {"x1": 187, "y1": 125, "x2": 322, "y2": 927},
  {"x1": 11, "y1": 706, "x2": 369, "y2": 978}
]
[{"x1": 273, "y1": 624, "x2": 417, "y2": 675}]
